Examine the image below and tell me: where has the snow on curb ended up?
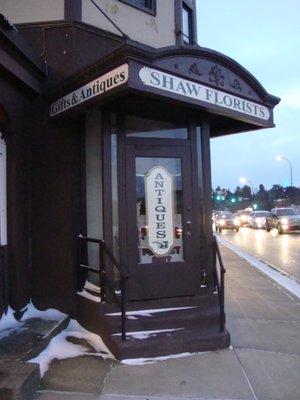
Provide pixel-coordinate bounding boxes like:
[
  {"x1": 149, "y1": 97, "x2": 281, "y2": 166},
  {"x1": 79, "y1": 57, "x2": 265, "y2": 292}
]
[{"x1": 217, "y1": 234, "x2": 300, "y2": 299}]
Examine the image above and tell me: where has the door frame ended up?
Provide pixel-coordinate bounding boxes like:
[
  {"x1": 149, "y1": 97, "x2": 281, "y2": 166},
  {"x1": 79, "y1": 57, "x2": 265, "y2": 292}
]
[
  {"x1": 125, "y1": 143, "x2": 199, "y2": 300},
  {"x1": 101, "y1": 111, "x2": 211, "y2": 299}
]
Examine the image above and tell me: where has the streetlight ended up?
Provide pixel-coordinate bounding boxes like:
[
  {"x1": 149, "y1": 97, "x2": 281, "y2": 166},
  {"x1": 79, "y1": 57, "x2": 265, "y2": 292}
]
[
  {"x1": 240, "y1": 177, "x2": 254, "y2": 194},
  {"x1": 276, "y1": 155, "x2": 294, "y2": 204}
]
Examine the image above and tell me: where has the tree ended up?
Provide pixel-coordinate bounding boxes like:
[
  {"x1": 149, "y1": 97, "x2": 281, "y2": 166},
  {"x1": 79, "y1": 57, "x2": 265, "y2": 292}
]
[
  {"x1": 256, "y1": 184, "x2": 269, "y2": 210},
  {"x1": 241, "y1": 185, "x2": 251, "y2": 199}
]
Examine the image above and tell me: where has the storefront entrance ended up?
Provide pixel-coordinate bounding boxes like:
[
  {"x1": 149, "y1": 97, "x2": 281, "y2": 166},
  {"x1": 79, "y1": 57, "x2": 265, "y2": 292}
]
[{"x1": 122, "y1": 116, "x2": 202, "y2": 300}]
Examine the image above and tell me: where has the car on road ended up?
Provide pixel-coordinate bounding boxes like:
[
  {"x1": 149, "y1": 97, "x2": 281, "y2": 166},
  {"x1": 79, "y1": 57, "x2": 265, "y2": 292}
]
[
  {"x1": 266, "y1": 208, "x2": 300, "y2": 234},
  {"x1": 249, "y1": 211, "x2": 270, "y2": 229},
  {"x1": 235, "y1": 210, "x2": 252, "y2": 226},
  {"x1": 212, "y1": 210, "x2": 222, "y2": 223},
  {"x1": 215, "y1": 211, "x2": 240, "y2": 232}
]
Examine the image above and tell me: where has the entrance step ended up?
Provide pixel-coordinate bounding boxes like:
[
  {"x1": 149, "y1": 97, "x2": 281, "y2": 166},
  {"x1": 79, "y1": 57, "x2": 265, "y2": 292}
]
[
  {"x1": 76, "y1": 293, "x2": 230, "y2": 360},
  {"x1": 115, "y1": 326, "x2": 230, "y2": 360},
  {"x1": 106, "y1": 295, "x2": 229, "y2": 359},
  {"x1": 104, "y1": 299, "x2": 220, "y2": 334}
]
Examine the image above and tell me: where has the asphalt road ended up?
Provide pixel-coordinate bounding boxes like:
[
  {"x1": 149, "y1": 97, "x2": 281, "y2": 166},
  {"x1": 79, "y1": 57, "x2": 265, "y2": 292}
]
[{"x1": 216, "y1": 226, "x2": 300, "y2": 283}]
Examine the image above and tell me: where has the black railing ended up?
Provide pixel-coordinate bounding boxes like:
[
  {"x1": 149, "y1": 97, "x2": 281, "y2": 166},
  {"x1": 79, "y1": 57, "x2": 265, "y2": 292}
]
[
  {"x1": 77, "y1": 235, "x2": 128, "y2": 341},
  {"x1": 213, "y1": 235, "x2": 226, "y2": 332}
]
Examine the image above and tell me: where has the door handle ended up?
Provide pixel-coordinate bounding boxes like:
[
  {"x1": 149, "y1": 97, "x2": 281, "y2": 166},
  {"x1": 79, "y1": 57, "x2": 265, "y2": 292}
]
[{"x1": 186, "y1": 221, "x2": 192, "y2": 236}]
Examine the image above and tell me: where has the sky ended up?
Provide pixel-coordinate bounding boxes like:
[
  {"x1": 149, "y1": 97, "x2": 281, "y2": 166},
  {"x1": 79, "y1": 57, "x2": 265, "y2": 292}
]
[{"x1": 197, "y1": 0, "x2": 300, "y2": 191}]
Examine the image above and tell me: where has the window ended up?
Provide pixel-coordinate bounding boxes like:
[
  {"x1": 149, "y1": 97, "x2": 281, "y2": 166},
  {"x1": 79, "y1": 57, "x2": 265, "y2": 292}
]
[
  {"x1": 118, "y1": 0, "x2": 156, "y2": 15},
  {"x1": 0, "y1": 137, "x2": 7, "y2": 246},
  {"x1": 182, "y1": 3, "x2": 193, "y2": 44},
  {"x1": 126, "y1": 115, "x2": 188, "y2": 139}
]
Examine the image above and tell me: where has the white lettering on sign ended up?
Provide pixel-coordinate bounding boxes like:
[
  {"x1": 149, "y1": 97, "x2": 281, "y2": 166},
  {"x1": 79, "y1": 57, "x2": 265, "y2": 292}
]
[
  {"x1": 139, "y1": 67, "x2": 270, "y2": 121},
  {"x1": 50, "y1": 64, "x2": 129, "y2": 116},
  {"x1": 145, "y1": 166, "x2": 174, "y2": 257}
]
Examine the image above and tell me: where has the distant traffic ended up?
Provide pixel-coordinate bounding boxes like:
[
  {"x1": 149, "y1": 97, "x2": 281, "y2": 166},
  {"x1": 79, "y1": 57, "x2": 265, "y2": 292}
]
[{"x1": 213, "y1": 207, "x2": 300, "y2": 234}]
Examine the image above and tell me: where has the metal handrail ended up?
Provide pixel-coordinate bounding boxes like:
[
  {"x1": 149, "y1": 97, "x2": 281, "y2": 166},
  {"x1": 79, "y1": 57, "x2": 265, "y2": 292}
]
[
  {"x1": 213, "y1": 235, "x2": 226, "y2": 332},
  {"x1": 78, "y1": 235, "x2": 128, "y2": 341}
]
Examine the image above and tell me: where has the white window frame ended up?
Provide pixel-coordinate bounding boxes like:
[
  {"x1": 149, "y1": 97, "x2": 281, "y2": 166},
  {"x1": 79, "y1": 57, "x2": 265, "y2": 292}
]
[{"x1": 0, "y1": 136, "x2": 7, "y2": 246}]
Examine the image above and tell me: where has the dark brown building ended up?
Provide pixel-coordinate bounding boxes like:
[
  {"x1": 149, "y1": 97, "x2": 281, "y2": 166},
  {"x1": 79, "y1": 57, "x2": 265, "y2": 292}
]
[{"x1": 0, "y1": 1, "x2": 279, "y2": 359}]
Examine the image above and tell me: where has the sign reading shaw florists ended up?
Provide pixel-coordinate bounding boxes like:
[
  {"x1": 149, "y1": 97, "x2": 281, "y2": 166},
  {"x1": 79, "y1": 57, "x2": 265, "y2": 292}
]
[
  {"x1": 50, "y1": 64, "x2": 129, "y2": 116},
  {"x1": 145, "y1": 166, "x2": 174, "y2": 257},
  {"x1": 139, "y1": 67, "x2": 270, "y2": 121}
]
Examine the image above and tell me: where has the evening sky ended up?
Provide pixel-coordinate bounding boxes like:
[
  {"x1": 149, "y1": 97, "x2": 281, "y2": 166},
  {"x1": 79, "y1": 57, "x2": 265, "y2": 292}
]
[{"x1": 197, "y1": 0, "x2": 300, "y2": 191}]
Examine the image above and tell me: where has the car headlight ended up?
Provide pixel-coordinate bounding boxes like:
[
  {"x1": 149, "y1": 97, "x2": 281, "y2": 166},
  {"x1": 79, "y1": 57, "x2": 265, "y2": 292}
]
[
  {"x1": 219, "y1": 219, "x2": 225, "y2": 226},
  {"x1": 280, "y1": 218, "x2": 289, "y2": 225},
  {"x1": 234, "y1": 218, "x2": 240, "y2": 225}
]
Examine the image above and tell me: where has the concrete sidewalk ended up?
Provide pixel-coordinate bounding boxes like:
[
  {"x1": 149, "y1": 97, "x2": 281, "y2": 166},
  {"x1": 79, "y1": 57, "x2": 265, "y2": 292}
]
[{"x1": 33, "y1": 246, "x2": 300, "y2": 400}]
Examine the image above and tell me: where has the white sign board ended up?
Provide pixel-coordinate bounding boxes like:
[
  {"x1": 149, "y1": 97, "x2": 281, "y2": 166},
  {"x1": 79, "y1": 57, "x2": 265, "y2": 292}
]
[
  {"x1": 145, "y1": 166, "x2": 174, "y2": 256},
  {"x1": 139, "y1": 67, "x2": 270, "y2": 121},
  {"x1": 50, "y1": 64, "x2": 129, "y2": 116}
]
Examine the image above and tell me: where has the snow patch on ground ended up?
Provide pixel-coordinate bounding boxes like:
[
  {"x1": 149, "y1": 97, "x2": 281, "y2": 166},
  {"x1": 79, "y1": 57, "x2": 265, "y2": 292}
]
[
  {"x1": 0, "y1": 302, "x2": 66, "y2": 339},
  {"x1": 217, "y1": 235, "x2": 300, "y2": 299},
  {"x1": 28, "y1": 319, "x2": 114, "y2": 377},
  {"x1": 106, "y1": 306, "x2": 197, "y2": 318},
  {"x1": 84, "y1": 280, "x2": 100, "y2": 293},
  {"x1": 22, "y1": 301, "x2": 67, "y2": 321},
  {"x1": 0, "y1": 307, "x2": 23, "y2": 339},
  {"x1": 113, "y1": 328, "x2": 183, "y2": 340},
  {"x1": 77, "y1": 289, "x2": 101, "y2": 303},
  {"x1": 122, "y1": 351, "x2": 209, "y2": 365}
]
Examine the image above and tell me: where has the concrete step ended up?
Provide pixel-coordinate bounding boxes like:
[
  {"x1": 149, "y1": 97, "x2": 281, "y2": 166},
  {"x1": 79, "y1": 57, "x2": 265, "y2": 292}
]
[
  {"x1": 0, "y1": 316, "x2": 70, "y2": 399},
  {"x1": 76, "y1": 293, "x2": 227, "y2": 360},
  {"x1": 104, "y1": 302, "x2": 221, "y2": 334},
  {"x1": 114, "y1": 326, "x2": 230, "y2": 360},
  {"x1": 99, "y1": 294, "x2": 215, "y2": 314},
  {"x1": 0, "y1": 361, "x2": 40, "y2": 400},
  {"x1": 0, "y1": 317, "x2": 70, "y2": 362}
]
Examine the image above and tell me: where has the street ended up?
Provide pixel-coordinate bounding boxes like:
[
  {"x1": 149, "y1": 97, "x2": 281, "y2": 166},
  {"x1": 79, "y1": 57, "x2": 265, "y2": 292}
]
[{"x1": 216, "y1": 226, "x2": 300, "y2": 282}]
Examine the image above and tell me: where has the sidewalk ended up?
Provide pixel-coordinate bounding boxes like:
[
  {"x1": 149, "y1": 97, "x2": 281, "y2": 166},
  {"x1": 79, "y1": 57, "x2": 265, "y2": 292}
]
[{"x1": 3, "y1": 245, "x2": 300, "y2": 400}]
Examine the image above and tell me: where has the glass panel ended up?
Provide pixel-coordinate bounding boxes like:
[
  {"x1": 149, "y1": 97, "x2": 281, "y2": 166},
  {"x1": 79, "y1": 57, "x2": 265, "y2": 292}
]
[
  {"x1": 196, "y1": 126, "x2": 203, "y2": 190},
  {"x1": 136, "y1": 157, "x2": 184, "y2": 264},
  {"x1": 85, "y1": 111, "x2": 103, "y2": 284},
  {"x1": 126, "y1": 115, "x2": 188, "y2": 139},
  {"x1": 111, "y1": 116, "x2": 121, "y2": 290},
  {"x1": 182, "y1": 5, "x2": 192, "y2": 44},
  {"x1": 111, "y1": 132, "x2": 119, "y2": 261}
]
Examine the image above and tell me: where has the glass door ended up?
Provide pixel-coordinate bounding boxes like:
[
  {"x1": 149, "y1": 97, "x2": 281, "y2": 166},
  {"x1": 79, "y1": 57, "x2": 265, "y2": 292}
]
[{"x1": 125, "y1": 145, "x2": 197, "y2": 300}]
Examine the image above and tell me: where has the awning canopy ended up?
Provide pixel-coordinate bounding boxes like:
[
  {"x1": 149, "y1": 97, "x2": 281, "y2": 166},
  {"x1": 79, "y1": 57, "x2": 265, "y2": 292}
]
[{"x1": 48, "y1": 43, "x2": 280, "y2": 137}]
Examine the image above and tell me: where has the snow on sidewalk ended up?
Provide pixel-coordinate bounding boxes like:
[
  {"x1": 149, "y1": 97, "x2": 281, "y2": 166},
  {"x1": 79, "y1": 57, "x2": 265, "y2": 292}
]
[
  {"x1": 0, "y1": 301, "x2": 66, "y2": 340},
  {"x1": 28, "y1": 319, "x2": 114, "y2": 377}
]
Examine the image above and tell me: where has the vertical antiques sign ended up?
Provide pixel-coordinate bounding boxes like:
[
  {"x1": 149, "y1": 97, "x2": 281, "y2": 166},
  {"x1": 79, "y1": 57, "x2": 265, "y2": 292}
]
[{"x1": 145, "y1": 166, "x2": 174, "y2": 256}]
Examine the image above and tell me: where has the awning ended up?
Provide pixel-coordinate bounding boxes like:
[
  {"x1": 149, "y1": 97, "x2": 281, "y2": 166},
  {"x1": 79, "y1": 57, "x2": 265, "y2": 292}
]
[{"x1": 48, "y1": 44, "x2": 280, "y2": 136}]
